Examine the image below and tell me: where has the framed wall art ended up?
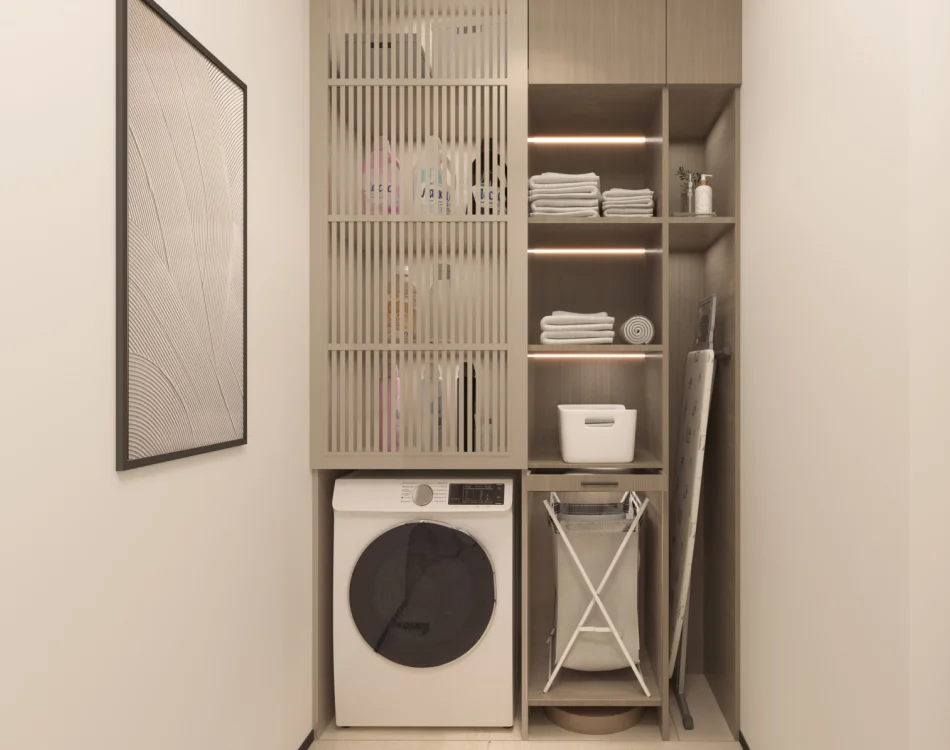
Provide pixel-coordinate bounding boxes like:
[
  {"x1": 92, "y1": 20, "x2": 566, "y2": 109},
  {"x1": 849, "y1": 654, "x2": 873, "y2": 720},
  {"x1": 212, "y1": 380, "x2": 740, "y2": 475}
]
[{"x1": 117, "y1": 0, "x2": 247, "y2": 470}]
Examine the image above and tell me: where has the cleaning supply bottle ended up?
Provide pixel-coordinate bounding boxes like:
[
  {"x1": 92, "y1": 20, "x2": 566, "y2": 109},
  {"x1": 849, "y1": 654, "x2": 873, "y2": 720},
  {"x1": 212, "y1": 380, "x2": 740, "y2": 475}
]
[
  {"x1": 456, "y1": 362, "x2": 477, "y2": 452},
  {"x1": 414, "y1": 135, "x2": 453, "y2": 215},
  {"x1": 379, "y1": 362, "x2": 401, "y2": 452},
  {"x1": 428, "y1": 263, "x2": 451, "y2": 344},
  {"x1": 695, "y1": 174, "x2": 714, "y2": 216},
  {"x1": 470, "y1": 139, "x2": 507, "y2": 215},
  {"x1": 386, "y1": 266, "x2": 417, "y2": 343},
  {"x1": 362, "y1": 138, "x2": 400, "y2": 215},
  {"x1": 420, "y1": 362, "x2": 443, "y2": 452}
]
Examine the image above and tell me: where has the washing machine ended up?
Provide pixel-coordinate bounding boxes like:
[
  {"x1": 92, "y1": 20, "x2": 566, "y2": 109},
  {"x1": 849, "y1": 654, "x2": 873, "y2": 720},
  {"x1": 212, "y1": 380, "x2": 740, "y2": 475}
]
[{"x1": 333, "y1": 474, "x2": 514, "y2": 728}]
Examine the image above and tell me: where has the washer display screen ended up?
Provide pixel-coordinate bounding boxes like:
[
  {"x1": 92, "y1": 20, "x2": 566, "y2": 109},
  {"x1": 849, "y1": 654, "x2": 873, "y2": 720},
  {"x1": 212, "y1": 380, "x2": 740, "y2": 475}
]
[
  {"x1": 349, "y1": 521, "x2": 495, "y2": 668},
  {"x1": 448, "y1": 483, "x2": 505, "y2": 505}
]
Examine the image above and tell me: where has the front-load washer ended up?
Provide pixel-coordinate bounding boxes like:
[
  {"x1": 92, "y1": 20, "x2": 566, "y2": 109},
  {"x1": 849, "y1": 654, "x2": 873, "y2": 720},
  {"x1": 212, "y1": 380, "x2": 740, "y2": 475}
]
[{"x1": 333, "y1": 474, "x2": 513, "y2": 728}]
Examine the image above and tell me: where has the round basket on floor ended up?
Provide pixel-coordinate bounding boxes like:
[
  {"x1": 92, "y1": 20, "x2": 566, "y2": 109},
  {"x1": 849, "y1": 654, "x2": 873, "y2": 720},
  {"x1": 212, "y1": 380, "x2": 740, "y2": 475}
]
[{"x1": 544, "y1": 705, "x2": 645, "y2": 735}]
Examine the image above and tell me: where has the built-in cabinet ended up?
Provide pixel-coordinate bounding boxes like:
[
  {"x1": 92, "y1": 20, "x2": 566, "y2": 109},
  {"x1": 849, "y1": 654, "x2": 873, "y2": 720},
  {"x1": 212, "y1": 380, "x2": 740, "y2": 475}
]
[
  {"x1": 668, "y1": 0, "x2": 742, "y2": 84},
  {"x1": 311, "y1": 0, "x2": 740, "y2": 743},
  {"x1": 528, "y1": 0, "x2": 667, "y2": 84}
]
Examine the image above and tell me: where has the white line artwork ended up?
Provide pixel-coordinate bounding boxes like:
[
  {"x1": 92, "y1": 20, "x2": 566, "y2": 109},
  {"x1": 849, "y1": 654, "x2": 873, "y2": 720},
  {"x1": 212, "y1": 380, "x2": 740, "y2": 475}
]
[{"x1": 122, "y1": 0, "x2": 245, "y2": 466}]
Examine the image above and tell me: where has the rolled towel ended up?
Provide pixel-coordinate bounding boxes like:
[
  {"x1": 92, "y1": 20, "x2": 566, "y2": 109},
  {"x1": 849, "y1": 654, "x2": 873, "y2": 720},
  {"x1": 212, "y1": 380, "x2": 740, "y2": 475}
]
[
  {"x1": 529, "y1": 184, "x2": 600, "y2": 197},
  {"x1": 543, "y1": 312, "x2": 614, "y2": 326},
  {"x1": 621, "y1": 316, "x2": 655, "y2": 345},
  {"x1": 541, "y1": 333, "x2": 615, "y2": 345},
  {"x1": 530, "y1": 172, "x2": 600, "y2": 188},
  {"x1": 530, "y1": 197, "x2": 601, "y2": 208},
  {"x1": 541, "y1": 329, "x2": 616, "y2": 340},
  {"x1": 603, "y1": 188, "x2": 654, "y2": 198},
  {"x1": 531, "y1": 207, "x2": 600, "y2": 217}
]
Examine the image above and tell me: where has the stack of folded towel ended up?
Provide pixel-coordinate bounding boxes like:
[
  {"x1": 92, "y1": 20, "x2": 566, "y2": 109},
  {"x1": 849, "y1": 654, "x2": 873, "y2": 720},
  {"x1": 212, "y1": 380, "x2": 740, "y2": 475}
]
[
  {"x1": 602, "y1": 188, "x2": 655, "y2": 217},
  {"x1": 529, "y1": 173, "x2": 601, "y2": 218},
  {"x1": 540, "y1": 311, "x2": 616, "y2": 345}
]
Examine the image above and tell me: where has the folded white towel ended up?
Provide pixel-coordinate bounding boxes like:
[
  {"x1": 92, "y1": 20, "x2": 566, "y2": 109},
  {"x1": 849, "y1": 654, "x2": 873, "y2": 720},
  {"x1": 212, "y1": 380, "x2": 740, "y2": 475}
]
[
  {"x1": 541, "y1": 333, "x2": 615, "y2": 345},
  {"x1": 604, "y1": 207, "x2": 655, "y2": 216},
  {"x1": 541, "y1": 329, "x2": 616, "y2": 340},
  {"x1": 543, "y1": 312, "x2": 615, "y2": 326},
  {"x1": 603, "y1": 197, "x2": 655, "y2": 207},
  {"x1": 530, "y1": 197, "x2": 600, "y2": 208},
  {"x1": 531, "y1": 195, "x2": 601, "y2": 204},
  {"x1": 528, "y1": 183, "x2": 600, "y2": 196},
  {"x1": 528, "y1": 190, "x2": 600, "y2": 202},
  {"x1": 531, "y1": 208, "x2": 600, "y2": 217},
  {"x1": 541, "y1": 322, "x2": 614, "y2": 332},
  {"x1": 603, "y1": 188, "x2": 654, "y2": 198},
  {"x1": 529, "y1": 172, "x2": 600, "y2": 188}
]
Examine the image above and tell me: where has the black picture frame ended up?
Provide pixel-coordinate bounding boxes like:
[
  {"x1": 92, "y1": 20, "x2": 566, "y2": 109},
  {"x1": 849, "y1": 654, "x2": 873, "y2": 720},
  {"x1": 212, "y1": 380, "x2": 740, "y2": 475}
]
[{"x1": 117, "y1": 0, "x2": 247, "y2": 470}]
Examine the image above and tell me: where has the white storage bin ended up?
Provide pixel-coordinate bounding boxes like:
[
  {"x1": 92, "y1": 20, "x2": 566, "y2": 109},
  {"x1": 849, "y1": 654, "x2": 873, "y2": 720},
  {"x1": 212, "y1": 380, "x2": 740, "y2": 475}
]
[{"x1": 558, "y1": 405, "x2": 637, "y2": 464}]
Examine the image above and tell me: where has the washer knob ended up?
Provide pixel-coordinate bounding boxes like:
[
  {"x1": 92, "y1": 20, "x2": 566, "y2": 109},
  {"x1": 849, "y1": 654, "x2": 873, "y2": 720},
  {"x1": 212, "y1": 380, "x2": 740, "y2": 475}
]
[{"x1": 412, "y1": 484, "x2": 434, "y2": 506}]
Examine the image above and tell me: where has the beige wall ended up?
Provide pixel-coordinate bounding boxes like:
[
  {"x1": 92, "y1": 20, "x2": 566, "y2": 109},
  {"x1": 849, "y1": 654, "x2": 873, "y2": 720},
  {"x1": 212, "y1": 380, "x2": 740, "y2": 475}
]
[
  {"x1": 741, "y1": 1, "x2": 912, "y2": 748},
  {"x1": 908, "y1": 3, "x2": 950, "y2": 749},
  {"x1": 0, "y1": 2, "x2": 312, "y2": 749}
]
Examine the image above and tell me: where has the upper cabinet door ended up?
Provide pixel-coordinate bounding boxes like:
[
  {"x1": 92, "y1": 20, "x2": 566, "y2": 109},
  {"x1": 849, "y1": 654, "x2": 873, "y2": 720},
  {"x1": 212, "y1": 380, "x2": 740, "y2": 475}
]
[
  {"x1": 528, "y1": 0, "x2": 666, "y2": 84},
  {"x1": 667, "y1": 0, "x2": 742, "y2": 84}
]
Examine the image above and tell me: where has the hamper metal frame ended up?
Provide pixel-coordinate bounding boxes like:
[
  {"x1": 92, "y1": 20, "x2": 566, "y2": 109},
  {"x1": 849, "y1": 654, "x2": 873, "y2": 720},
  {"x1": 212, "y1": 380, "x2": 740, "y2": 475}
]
[{"x1": 542, "y1": 491, "x2": 651, "y2": 697}]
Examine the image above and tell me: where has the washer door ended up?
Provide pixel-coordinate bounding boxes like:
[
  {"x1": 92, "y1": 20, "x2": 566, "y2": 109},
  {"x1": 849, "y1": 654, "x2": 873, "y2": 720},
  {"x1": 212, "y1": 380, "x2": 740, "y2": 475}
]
[{"x1": 349, "y1": 520, "x2": 495, "y2": 668}]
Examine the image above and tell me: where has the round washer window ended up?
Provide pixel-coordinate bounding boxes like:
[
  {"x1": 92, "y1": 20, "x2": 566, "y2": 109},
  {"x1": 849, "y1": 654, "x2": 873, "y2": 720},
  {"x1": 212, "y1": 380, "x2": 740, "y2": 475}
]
[{"x1": 349, "y1": 521, "x2": 495, "y2": 668}]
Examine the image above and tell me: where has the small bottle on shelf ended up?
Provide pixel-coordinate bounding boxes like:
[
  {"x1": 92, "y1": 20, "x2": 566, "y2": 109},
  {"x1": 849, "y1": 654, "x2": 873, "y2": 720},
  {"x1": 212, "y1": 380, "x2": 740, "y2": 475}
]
[{"x1": 695, "y1": 174, "x2": 714, "y2": 216}]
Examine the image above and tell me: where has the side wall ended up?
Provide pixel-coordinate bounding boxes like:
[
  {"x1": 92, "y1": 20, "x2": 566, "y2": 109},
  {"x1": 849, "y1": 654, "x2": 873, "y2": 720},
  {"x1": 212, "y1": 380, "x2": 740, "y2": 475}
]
[
  {"x1": 0, "y1": 2, "x2": 312, "y2": 749},
  {"x1": 741, "y1": 1, "x2": 910, "y2": 748}
]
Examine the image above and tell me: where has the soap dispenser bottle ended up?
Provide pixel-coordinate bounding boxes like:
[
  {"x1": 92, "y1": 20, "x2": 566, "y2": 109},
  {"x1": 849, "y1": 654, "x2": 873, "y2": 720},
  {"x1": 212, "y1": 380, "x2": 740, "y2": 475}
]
[{"x1": 695, "y1": 173, "x2": 714, "y2": 216}]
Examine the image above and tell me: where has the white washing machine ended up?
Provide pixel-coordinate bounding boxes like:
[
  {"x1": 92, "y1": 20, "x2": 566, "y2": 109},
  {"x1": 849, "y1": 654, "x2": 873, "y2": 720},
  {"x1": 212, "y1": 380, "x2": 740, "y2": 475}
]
[{"x1": 333, "y1": 474, "x2": 514, "y2": 728}]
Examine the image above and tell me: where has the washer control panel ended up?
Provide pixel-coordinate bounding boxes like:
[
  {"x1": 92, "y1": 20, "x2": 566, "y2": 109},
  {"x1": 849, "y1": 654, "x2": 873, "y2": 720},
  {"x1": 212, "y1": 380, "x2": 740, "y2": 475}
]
[
  {"x1": 448, "y1": 483, "x2": 506, "y2": 506},
  {"x1": 412, "y1": 484, "x2": 434, "y2": 506}
]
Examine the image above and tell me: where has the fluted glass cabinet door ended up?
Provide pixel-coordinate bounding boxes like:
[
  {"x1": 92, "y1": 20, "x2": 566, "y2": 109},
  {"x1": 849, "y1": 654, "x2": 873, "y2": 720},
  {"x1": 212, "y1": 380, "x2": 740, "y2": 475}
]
[{"x1": 311, "y1": 0, "x2": 528, "y2": 469}]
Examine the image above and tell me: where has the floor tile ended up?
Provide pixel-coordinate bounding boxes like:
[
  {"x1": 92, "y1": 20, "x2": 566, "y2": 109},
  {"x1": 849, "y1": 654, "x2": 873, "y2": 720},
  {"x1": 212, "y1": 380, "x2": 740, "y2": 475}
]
[{"x1": 315, "y1": 741, "x2": 489, "y2": 749}]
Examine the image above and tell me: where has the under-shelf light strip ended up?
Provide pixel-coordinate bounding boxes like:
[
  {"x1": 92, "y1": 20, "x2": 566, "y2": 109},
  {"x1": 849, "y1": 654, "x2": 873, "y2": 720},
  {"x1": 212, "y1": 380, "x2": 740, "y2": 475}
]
[
  {"x1": 528, "y1": 136, "x2": 658, "y2": 144},
  {"x1": 527, "y1": 353, "x2": 661, "y2": 360},
  {"x1": 528, "y1": 248, "x2": 662, "y2": 255}
]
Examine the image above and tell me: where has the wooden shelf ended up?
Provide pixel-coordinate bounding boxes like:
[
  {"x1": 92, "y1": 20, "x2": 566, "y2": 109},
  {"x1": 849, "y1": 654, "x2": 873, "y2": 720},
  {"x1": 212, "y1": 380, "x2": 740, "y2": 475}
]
[
  {"x1": 527, "y1": 645, "x2": 661, "y2": 707},
  {"x1": 528, "y1": 344, "x2": 662, "y2": 355},
  {"x1": 329, "y1": 215, "x2": 508, "y2": 223},
  {"x1": 528, "y1": 447, "x2": 663, "y2": 471},
  {"x1": 668, "y1": 217, "x2": 736, "y2": 253},
  {"x1": 529, "y1": 216, "x2": 662, "y2": 225}
]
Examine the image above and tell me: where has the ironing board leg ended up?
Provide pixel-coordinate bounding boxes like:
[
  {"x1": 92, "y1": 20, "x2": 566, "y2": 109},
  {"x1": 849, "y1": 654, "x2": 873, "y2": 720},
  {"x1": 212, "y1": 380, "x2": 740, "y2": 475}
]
[{"x1": 676, "y1": 598, "x2": 694, "y2": 730}]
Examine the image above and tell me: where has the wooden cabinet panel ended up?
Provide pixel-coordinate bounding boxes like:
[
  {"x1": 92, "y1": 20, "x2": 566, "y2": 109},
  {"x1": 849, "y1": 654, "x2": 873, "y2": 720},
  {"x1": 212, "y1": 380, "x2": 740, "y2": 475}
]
[
  {"x1": 667, "y1": 0, "x2": 742, "y2": 84},
  {"x1": 528, "y1": 0, "x2": 666, "y2": 84}
]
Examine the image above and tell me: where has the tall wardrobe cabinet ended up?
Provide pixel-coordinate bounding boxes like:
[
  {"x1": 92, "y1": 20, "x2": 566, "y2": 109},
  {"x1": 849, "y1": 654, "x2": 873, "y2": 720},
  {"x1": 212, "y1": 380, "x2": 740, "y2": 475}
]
[{"x1": 311, "y1": 0, "x2": 741, "y2": 743}]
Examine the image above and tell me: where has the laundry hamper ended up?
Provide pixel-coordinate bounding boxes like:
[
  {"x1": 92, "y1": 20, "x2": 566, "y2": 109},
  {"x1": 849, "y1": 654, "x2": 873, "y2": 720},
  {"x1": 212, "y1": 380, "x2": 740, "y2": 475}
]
[{"x1": 543, "y1": 492, "x2": 650, "y2": 696}]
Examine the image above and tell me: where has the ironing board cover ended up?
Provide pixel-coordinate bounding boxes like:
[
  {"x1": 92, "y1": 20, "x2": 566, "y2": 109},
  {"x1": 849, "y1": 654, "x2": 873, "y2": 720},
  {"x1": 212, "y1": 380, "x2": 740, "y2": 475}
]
[{"x1": 669, "y1": 350, "x2": 716, "y2": 666}]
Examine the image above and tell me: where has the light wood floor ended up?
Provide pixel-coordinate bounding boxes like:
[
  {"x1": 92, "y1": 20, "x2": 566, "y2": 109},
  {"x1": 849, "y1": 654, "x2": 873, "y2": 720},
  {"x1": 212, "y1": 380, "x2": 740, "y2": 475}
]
[
  {"x1": 315, "y1": 674, "x2": 739, "y2": 748},
  {"x1": 313, "y1": 742, "x2": 739, "y2": 749}
]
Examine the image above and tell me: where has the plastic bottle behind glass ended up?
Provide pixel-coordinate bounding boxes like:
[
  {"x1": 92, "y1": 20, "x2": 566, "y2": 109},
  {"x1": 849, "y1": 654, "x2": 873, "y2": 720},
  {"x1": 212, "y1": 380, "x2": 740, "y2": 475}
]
[
  {"x1": 387, "y1": 266, "x2": 417, "y2": 343},
  {"x1": 420, "y1": 363, "x2": 443, "y2": 452},
  {"x1": 470, "y1": 139, "x2": 507, "y2": 215},
  {"x1": 415, "y1": 135, "x2": 453, "y2": 215},
  {"x1": 428, "y1": 263, "x2": 451, "y2": 344},
  {"x1": 379, "y1": 362, "x2": 401, "y2": 452}
]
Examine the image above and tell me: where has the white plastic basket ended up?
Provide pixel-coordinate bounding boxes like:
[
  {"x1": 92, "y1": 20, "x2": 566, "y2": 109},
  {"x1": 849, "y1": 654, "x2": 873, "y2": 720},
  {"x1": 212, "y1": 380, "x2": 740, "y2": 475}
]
[{"x1": 558, "y1": 405, "x2": 637, "y2": 464}]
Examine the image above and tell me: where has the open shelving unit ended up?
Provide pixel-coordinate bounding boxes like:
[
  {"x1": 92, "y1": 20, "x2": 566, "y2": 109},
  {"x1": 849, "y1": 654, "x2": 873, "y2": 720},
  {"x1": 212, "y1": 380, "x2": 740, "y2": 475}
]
[{"x1": 311, "y1": 0, "x2": 740, "y2": 744}]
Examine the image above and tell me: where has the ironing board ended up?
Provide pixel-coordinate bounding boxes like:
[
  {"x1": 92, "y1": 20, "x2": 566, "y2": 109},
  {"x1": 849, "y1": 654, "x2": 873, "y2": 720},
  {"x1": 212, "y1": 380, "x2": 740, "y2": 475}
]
[{"x1": 669, "y1": 350, "x2": 715, "y2": 708}]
